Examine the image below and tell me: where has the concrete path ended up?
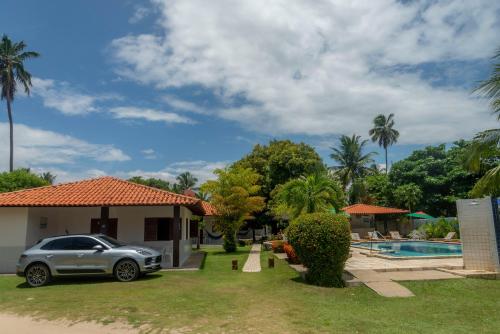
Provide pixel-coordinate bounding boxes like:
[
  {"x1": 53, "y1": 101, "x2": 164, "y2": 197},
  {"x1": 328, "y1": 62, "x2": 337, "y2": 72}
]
[
  {"x1": 243, "y1": 244, "x2": 261, "y2": 272},
  {"x1": 348, "y1": 269, "x2": 415, "y2": 297}
]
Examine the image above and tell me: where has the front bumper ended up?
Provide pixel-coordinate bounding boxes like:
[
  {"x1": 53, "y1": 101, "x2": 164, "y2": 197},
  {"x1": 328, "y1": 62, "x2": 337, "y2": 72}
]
[{"x1": 143, "y1": 264, "x2": 162, "y2": 273}]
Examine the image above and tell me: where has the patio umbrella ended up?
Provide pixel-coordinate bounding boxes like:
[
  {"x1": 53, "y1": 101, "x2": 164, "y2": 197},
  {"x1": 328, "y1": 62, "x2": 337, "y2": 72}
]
[{"x1": 406, "y1": 212, "x2": 434, "y2": 219}]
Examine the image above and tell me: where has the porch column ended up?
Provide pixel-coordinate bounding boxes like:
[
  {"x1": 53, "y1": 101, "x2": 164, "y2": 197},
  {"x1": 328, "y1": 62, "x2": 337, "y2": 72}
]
[
  {"x1": 173, "y1": 205, "x2": 180, "y2": 267},
  {"x1": 100, "y1": 207, "x2": 109, "y2": 235}
]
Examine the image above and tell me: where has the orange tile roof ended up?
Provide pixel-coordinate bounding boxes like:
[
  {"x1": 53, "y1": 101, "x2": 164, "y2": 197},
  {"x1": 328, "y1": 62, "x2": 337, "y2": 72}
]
[
  {"x1": 342, "y1": 203, "x2": 408, "y2": 215},
  {"x1": 0, "y1": 176, "x2": 213, "y2": 215},
  {"x1": 201, "y1": 200, "x2": 217, "y2": 216}
]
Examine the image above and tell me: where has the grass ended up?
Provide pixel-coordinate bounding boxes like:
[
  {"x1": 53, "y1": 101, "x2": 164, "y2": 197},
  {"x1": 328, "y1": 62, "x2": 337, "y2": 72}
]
[{"x1": 0, "y1": 246, "x2": 499, "y2": 333}]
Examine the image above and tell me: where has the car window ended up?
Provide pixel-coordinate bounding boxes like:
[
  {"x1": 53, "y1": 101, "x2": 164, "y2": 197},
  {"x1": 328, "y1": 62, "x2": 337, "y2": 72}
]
[
  {"x1": 72, "y1": 237, "x2": 101, "y2": 250},
  {"x1": 41, "y1": 237, "x2": 74, "y2": 250},
  {"x1": 98, "y1": 235, "x2": 125, "y2": 248}
]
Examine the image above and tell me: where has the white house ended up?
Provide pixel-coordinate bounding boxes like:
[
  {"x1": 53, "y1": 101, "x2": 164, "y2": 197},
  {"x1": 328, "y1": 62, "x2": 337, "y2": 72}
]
[{"x1": 0, "y1": 176, "x2": 214, "y2": 273}]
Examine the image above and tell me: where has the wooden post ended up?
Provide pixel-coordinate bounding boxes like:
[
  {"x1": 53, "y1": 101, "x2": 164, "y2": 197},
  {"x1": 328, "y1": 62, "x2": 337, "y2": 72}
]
[
  {"x1": 232, "y1": 259, "x2": 238, "y2": 270},
  {"x1": 173, "y1": 205, "x2": 181, "y2": 267},
  {"x1": 268, "y1": 257, "x2": 275, "y2": 268},
  {"x1": 100, "y1": 207, "x2": 109, "y2": 235}
]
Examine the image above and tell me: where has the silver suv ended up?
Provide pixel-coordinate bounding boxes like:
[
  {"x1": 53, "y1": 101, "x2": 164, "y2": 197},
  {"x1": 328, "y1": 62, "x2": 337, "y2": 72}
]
[{"x1": 17, "y1": 234, "x2": 162, "y2": 287}]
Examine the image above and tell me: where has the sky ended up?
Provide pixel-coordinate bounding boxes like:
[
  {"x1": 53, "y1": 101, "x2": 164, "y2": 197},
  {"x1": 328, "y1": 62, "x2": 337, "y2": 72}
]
[{"x1": 0, "y1": 0, "x2": 499, "y2": 185}]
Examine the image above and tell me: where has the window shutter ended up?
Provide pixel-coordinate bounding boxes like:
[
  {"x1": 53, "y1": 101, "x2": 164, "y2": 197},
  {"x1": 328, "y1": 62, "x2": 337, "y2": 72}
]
[{"x1": 144, "y1": 218, "x2": 158, "y2": 241}]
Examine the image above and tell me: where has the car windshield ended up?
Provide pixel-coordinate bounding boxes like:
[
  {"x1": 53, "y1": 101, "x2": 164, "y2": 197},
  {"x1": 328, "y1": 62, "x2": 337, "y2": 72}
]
[{"x1": 97, "y1": 235, "x2": 126, "y2": 248}]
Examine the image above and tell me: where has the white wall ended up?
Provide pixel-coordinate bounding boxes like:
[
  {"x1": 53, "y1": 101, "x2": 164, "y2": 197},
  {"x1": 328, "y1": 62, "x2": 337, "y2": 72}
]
[{"x1": 0, "y1": 207, "x2": 29, "y2": 273}]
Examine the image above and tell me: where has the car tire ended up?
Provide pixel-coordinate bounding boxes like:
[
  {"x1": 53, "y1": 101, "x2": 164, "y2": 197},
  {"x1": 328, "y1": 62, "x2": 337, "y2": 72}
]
[
  {"x1": 25, "y1": 263, "x2": 51, "y2": 287},
  {"x1": 114, "y1": 259, "x2": 140, "y2": 282}
]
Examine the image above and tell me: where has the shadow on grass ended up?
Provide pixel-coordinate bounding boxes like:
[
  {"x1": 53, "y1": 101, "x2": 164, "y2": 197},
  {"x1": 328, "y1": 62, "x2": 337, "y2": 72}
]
[
  {"x1": 199, "y1": 252, "x2": 208, "y2": 270},
  {"x1": 16, "y1": 273, "x2": 162, "y2": 289}
]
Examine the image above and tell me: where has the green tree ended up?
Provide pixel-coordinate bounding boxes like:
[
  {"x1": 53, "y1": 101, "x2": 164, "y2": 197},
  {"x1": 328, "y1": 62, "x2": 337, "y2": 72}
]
[
  {"x1": 474, "y1": 47, "x2": 500, "y2": 119},
  {"x1": 176, "y1": 172, "x2": 198, "y2": 192},
  {"x1": 369, "y1": 113, "x2": 399, "y2": 174},
  {"x1": 365, "y1": 174, "x2": 393, "y2": 207},
  {"x1": 40, "y1": 171, "x2": 56, "y2": 185},
  {"x1": 201, "y1": 167, "x2": 265, "y2": 252},
  {"x1": 0, "y1": 35, "x2": 40, "y2": 171},
  {"x1": 394, "y1": 183, "x2": 422, "y2": 213},
  {"x1": 128, "y1": 176, "x2": 172, "y2": 191},
  {"x1": 0, "y1": 169, "x2": 49, "y2": 192},
  {"x1": 389, "y1": 142, "x2": 480, "y2": 216},
  {"x1": 330, "y1": 134, "x2": 376, "y2": 189},
  {"x1": 271, "y1": 173, "x2": 345, "y2": 218}
]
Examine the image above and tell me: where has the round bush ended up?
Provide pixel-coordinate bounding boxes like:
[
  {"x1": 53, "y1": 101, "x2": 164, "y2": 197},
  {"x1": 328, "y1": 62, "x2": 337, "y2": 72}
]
[{"x1": 287, "y1": 212, "x2": 351, "y2": 287}]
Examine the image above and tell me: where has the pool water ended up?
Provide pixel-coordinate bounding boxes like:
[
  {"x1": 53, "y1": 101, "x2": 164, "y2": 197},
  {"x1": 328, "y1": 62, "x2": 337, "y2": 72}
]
[{"x1": 353, "y1": 241, "x2": 462, "y2": 257}]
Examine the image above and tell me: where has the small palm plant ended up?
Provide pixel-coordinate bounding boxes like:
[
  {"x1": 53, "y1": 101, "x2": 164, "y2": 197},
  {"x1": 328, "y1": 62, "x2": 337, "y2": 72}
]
[
  {"x1": 369, "y1": 113, "x2": 399, "y2": 174},
  {"x1": 0, "y1": 35, "x2": 39, "y2": 171}
]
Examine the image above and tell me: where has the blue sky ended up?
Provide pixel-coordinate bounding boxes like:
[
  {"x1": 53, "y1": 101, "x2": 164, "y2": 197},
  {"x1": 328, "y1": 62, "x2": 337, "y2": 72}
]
[{"x1": 1, "y1": 0, "x2": 499, "y2": 184}]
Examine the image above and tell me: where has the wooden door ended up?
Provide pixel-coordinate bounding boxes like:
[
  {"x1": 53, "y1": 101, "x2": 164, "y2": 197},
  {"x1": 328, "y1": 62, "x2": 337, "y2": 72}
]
[{"x1": 90, "y1": 218, "x2": 118, "y2": 239}]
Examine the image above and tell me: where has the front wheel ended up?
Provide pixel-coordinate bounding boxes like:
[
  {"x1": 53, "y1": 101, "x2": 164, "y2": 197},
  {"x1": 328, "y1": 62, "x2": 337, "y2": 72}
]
[
  {"x1": 25, "y1": 263, "x2": 51, "y2": 287},
  {"x1": 114, "y1": 259, "x2": 139, "y2": 282}
]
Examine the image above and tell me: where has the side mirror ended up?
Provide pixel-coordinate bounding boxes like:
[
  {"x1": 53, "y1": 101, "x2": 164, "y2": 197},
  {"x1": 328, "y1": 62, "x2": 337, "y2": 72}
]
[{"x1": 93, "y1": 244, "x2": 104, "y2": 251}]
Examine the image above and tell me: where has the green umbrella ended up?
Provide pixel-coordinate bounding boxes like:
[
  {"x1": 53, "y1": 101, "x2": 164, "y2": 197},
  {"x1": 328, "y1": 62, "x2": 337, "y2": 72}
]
[{"x1": 406, "y1": 212, "x2": 434, "y2": 219}]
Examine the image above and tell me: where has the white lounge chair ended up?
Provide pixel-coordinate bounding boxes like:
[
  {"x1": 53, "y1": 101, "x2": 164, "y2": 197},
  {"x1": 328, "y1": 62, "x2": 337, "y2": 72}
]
[
  {"x1": 389, "y1": 231, "x2": 406, "y2": 240},
  {"x1": 431, "y1": 231, "x2": 458, "y2": 242},
  {"x1": 351, "y1": 233, "x2": 362, "y2": 241},
  {"x1": 367, "y1": 231, "x2": 380, "y2": 240}
]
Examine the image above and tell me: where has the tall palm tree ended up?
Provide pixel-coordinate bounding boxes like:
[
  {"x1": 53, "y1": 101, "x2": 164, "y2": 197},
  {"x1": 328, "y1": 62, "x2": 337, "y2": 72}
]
[
  {"x1": 176, "y1": 172, "x2": 198, "y2": 191},
  {"x1": 330, "y1": 134, "x2": 376, "y2": 189},
  {"x1": 369, "y1": 113, "x2": 399, "y2": 174},
  {"x1": 465, "y1": 46, "x2": 500, "y2": 196},
  {"x1": 273, "y1": 173, "x2": 345, "y2": 218},
  {"x1": 0, "y1": 35, "x2": 39, "y2": 171}
]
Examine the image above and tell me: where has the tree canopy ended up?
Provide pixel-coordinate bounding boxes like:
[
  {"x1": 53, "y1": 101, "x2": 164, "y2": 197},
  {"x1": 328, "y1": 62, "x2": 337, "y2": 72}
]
[
  {"x1": 128, "y1": 176, "x2": 172, "y2": 191},
  {"x1": 0, "y1": 169, "x2": 49, "y2": 192}
]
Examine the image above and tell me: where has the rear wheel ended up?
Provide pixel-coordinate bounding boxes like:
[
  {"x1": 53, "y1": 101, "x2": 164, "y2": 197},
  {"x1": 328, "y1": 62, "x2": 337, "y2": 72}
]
[
  {"x1": 25, "y1": 263, "x2": 51, "y2": 287},
  {"x1": 114, "y1": 259, "x2": 139, "y2": 282}
]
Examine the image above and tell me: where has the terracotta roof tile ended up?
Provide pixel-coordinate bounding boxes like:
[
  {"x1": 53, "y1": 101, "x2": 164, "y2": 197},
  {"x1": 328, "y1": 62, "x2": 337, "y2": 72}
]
[
  {"x1": 0, "y1": 177, "x2": 213, "y2": 215},
  {"x1": 201, "y1": 201, "x2": 217, "y2": 216},
  {"x1": 341, "y1": 203, "x2": 408, "y2": 215}
]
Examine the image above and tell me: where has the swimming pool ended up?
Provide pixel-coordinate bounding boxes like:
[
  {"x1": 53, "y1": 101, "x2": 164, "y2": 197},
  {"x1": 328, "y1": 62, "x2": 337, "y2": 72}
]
[{"x1": 352, "y1": 241, "x2": 462, "y2": 258}]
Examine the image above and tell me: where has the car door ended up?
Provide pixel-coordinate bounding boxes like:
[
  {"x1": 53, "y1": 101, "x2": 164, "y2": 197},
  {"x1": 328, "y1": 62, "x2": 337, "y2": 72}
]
[
  {"x1": 41, "y1": 237, "x2": 81, "y2": 274},
  {"x1": 72, "y1": 237, "x2": 110, "y2": 273}
]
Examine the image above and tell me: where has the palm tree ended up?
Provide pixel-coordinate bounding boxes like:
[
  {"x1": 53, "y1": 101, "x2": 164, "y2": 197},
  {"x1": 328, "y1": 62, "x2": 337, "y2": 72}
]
[
  {"x1": 0, "y1": 35, "x2": 39, "y2": 171},
  {"x1": 330, "y1": 134, "x2": 376, "y2": 189},
  {"x1": 369, "y1": 113, "x2": 399, "y2": 174},
  {"x1": 474, "y1": 47, "x2": 500, "y2": 119},
  {"x1": 176, "y1": 172, "x2": 198, "y2": 192},
  {"x1": 273, "y1": 173, "x2": 345, "y2": 218},
  {"x1": 40, "y1": 171, "x2": 56, "y2": 185},
  {"x1": 465, "y1": 46, "x2": 500, "y2": 196}
]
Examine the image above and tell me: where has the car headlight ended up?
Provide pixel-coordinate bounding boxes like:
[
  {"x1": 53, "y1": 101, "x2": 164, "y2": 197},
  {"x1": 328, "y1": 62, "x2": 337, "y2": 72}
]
[{"x1": 135, "y1": 249, "x2": 152, "y2": 256}]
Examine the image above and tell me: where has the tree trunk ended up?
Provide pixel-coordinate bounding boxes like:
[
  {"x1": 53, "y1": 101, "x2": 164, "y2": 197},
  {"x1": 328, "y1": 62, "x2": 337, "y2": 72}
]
[
  {"x1": 6, "y1": 97, "x2": 13, "y2": 172},
  {"x1": 385, "y1": 147, "x2": 388, "y2": 175}
]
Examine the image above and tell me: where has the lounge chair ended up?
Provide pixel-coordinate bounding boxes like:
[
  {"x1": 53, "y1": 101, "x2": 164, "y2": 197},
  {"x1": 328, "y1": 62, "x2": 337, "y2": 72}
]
[
  {"x1": 351, "y1": 233, "x2": 362, "y2": 242},
  {"x1": 367, "y1": 231, "x2": 380, "y2": 240},
  {"x1": 430, "y1": 231, "x2": 459, "y2": 242},
  {"x1": 389, "y1": 231, "x2": 407, "y2": 240}
]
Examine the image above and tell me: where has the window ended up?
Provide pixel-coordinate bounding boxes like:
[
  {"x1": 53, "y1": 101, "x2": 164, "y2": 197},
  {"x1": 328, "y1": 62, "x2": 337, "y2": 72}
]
[
  {"x1": 41, "y1": 237, "x2": 76, "y2": 250},
  {"x1": 72, "y1": 237, "x2": 102, "y2": 250},
  {"x1": 190, "y1": 220, "x2": 198, "y2": 238},
  {"x1": 144, "y1": 218, "x2": 172, "y2": 241}
]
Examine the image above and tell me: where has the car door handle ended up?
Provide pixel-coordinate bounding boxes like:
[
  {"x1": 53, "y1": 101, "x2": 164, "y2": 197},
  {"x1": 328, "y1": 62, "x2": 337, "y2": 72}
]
[
  {"x1": 77, "y1": 253, "x2": 85, "y2": 258},
  {"x1": 45, "y1": 255, "x2": 54, "y2": 259}
]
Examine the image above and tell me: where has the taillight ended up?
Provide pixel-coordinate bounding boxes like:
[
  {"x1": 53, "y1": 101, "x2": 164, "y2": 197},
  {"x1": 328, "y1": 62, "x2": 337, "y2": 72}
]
[{"x1": 20, "y1": 254, "x2": 27, "y2": 259}]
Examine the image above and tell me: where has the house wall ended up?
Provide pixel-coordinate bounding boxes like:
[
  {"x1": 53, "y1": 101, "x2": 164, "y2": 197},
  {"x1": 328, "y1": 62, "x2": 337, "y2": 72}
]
[{"x1": 0, "y1": 207, "x2": 29, "y2": 273}]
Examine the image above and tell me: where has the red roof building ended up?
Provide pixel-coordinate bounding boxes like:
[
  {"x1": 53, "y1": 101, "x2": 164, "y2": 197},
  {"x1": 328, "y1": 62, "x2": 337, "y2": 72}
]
[{"x1": 342, "y1": 203, "x2": 408, "y2": 215}]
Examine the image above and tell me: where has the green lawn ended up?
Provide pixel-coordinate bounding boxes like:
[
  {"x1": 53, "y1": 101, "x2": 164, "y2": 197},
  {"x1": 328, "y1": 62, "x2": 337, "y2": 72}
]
[{"x1": 0, "y1": 246, "x2": 499, "y2": 333}]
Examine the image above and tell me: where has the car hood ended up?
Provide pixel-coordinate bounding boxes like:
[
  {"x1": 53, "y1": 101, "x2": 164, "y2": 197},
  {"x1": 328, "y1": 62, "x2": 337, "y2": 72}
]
[{"x1": 117, "y1": 245, "x2": 160, "y2": 255}]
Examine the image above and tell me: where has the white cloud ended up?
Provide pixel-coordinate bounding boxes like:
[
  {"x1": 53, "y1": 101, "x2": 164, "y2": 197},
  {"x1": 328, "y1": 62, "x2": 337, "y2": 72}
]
[
  {"x1": 120, "y1": 160, "x2": 229, "y2": 186},
  {"x1": 162, "y1": 95, "x2": 207, "y2": 114},
  {"x1": 141, "y1": 148, "x2": 157, "y2": 160},
  {"x1": 129, "y1": 5, "x2": 152, "y2": 24},
  {"x1": 109, "y1": 106, "x2": 194, "y2": 124},
  {"x1": 31, "y1": 78, "x2": 119, "y2": 116},
  {"x1": 111, "y1": 0, "x2": 500, "y2": 144},
  {"x1": 0, "y1": 122, "x2": 130, "y2": 170}
]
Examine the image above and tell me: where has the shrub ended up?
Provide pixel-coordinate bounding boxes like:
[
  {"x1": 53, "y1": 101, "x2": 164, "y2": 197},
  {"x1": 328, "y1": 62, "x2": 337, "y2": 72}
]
[
  {"x1": 283, "y1": 243, "x2": 300, "y2": 264},
  {"x1": 271, "y1": 240, "x2": 285, "y2": 253},
  {"x1": 419, "y1": 218, "x2": 460, "y2": 239},
  {"x1": 287, "y1": 212, "x2": 351, "y2": 287}
]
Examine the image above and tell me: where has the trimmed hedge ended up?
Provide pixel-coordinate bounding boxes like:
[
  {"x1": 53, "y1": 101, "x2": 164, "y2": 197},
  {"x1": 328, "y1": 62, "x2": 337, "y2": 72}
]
[
  {"x1": 283, "y1": 243, "x2": 300, "y2": 264},
  {"x1": 287, "y1": 212, "x2": 351, "y2": 287}
]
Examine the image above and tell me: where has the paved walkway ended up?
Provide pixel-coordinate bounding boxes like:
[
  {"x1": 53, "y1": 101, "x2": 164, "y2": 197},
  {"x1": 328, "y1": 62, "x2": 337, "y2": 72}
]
[{"x1": 243, "y1": 244, "x2": 262, "y2": 272}]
